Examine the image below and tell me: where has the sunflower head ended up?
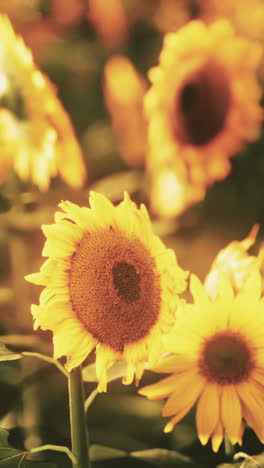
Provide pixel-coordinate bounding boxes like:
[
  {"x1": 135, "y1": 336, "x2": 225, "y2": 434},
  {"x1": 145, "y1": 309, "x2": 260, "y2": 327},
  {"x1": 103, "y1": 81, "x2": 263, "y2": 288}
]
[
  {"x1": 26, "y1": 192, "x2": 188, "y2": 391},
  {"x1": 104, "y1": 55, "x2": 147, "y2": 168},
  {"x1": 140, "y1": 271, "x2": 264, "y2": 450},
  {"x1": 205, "y1": 225, "x2": 262, "y2": 298},
  {"x1": 145, "y1": 19, "x2": 263, "y2": 216},
  {"x1": 0, "y1": 14, "x2": 86, "y2": 190}
]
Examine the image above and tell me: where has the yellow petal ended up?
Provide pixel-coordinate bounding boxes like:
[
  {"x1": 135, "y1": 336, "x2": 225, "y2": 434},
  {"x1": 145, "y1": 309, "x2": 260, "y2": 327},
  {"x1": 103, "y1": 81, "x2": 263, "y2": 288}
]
[
  {"x1": 96, "y1": 345, "x2": 120, "y2": 393},
  {"x1": 190, "y1": 274, "x2": 210, "y2": 308},
  {"x1": 42, "y1": 239, "x2": 75, "y2": 258},
  {"x1": 42, "y1": 223, "x2": 82, "y2": 245},
  {"x1": 237, "y1": 381, "x2": 264, "y2": 443},
  {"x1": 221, "y1": 385, "x2": 242, "y2": 444},
  {"x1": 66, "y1": 336, "x2": 96, "y2": 371},
  {"x1": 151, "y1": 353, "x2": 195, "y2": 374},
  {"x1": 53, "y1": 319, "x2": 90, "y2": 360},
  {"x1": 239, "y1": 271, "x2": 262, "y2": 301},
  {"x1": 216, "y1": 272, "x2": 234, "y2": 303},
  {"x1": 162, "y1": 371, "x2": 204, "y2": 417},
  {"x1": 196, "y1": 384, "x2": 220, "y2": 445},
  {"x1": 211, "y1": 421, "x2": 224, "y2": 452},
  {"x1": 164, "y1": 400, "x2": 197, "y2": 433},
  {"x1": 139, "y1": 373, "x2": 180, "y2": 401},
  {"x1": 59, "y1": 201, "x2": 91, "y2": 230}
]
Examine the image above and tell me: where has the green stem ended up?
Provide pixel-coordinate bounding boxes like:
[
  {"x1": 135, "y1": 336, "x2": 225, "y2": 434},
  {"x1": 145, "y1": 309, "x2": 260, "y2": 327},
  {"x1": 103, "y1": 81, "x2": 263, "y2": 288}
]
[
  {"x1": 68, "y1": 367, "x2": 91, "y2": 468},
  {"x1": 85, "y1": 389, "x2": 98, "y2": 412}
]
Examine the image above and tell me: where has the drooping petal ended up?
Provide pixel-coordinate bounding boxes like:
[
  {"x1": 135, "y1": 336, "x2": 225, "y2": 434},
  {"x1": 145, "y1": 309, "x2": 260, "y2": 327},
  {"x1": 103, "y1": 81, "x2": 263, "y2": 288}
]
[
  {"x1": 221, "y1": 385, "x2": 242, "y2": 444},
  {"x1": 211, "y1": 420, "x2": 224, "y2": 452},
  {"x1": 196, "y1": 384, "x2": 220, "y2": 445}
]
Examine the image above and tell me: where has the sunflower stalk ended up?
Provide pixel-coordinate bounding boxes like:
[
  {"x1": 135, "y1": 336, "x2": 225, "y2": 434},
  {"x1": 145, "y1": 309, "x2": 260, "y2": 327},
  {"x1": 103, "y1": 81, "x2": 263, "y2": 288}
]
[{"x1": 68, "y1": 366, "x2": 91, "y2": 468}]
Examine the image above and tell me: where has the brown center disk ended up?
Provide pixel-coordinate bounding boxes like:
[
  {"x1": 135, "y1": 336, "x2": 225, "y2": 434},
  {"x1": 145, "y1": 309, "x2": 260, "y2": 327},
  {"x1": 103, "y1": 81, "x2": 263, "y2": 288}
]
[
  {"x1": 69, "y1": 228, "x2": 161, "y2": 352},
  {"x1": 199, "y1": 331, "x2": 254, "y2": 384},
  {"x1": 174, "y1": 60, "x2": 231, "y2": 146}
]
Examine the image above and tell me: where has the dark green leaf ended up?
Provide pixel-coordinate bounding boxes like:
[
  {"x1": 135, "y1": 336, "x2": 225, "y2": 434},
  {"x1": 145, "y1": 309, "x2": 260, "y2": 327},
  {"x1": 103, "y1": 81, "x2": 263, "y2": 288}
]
[{"x1": 22, "y1": 462, "x2": 57, "y2": 467}]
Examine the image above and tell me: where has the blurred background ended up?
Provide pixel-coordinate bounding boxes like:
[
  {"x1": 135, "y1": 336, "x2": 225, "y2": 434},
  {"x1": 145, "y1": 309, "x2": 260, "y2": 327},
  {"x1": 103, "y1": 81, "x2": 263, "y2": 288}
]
[{"x1": 0, "y1": 1, "x2": 264, "y2": 467}]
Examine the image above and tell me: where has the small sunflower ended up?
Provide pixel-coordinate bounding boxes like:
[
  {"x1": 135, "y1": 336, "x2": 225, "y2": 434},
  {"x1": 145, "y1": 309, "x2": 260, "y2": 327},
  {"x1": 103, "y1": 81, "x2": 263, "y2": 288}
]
[
  {"x1": 104, "y1": 55, "x2": 147, "y2": 168},
  {"x1": 0, "y1": 15, "x2": 86, "y2": 191},
  {"x1": 140, "y1": 272, "x2": 264, "y2": 451},
  {"x1": 145, "y1": 20, "x2": 263, "y2": 192},
  {"x1": 26, "y1": 192, "x2": 188, "y2": 391},
  {"x1": 205, "y1": 225, "x2": 262, "y2": 299}
]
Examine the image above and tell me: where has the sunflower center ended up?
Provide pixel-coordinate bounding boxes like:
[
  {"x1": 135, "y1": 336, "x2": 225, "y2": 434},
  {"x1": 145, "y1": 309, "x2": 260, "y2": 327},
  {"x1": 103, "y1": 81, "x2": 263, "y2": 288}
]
[
  {"x1": 112, "y1": 261, "x2": 140, "y2": 302},
  {"x1": 69, "y1": 229, "x2": 161, "y2": 352},
  {"x1": 174, "y1": 60, "x2": 231, "y2": 146},
  {"x1": 199, "y1": 331, "x2": 254, "y2": 384}
]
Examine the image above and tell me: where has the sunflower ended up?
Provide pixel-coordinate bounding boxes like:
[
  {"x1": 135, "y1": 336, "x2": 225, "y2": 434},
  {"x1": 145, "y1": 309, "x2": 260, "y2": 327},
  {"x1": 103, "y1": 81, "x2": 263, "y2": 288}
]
[
  {"x1": 198, "y1": 0, "x2": 264, "y2": 42},
  {"x1": 26, "y1": 192, "x2": 188, "y2": 391},
  {"x1": 154, "y1": 0, "x2": 264, "y2": 44},
  {"x1": 140, "y1": 272, "x2": 264, "y2": 451},
  {"x1": 152, "y1": 0, "x2": 192, "y2": 33},
  {"x1": 0, "y1": 15, "x2": 86, "y2": 191},
  {"x1": 87, "y1": 0, "x2": 128, "y2": 49},
  {"x1": 205, "y1": 225, "x2": 263, "y2": 299},
  {"x1": 104, "y1": 55, "x2": 147, "y2": 168},
  {"x1": 145, "y1": 20, "x2": 263, "y2": 193}
]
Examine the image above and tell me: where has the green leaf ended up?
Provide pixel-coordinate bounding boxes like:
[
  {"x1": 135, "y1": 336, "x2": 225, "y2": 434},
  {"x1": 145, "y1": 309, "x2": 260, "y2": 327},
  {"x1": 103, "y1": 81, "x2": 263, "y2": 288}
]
[
  {"x1": 89, "y1": 445, "x2": 203, "y2": 467},
  {"x1": 130, "y1": 448, "x2": 198, "y2": 466},
  {"x1": 30, "y1": 445, "x2": 76, "y2": 464},
  {"x1": 0, "y1": 428, "x2": 21, "y2": 461},
  {"x1": 0, "y1": 429, "x2": 9, "y2": 446},
  {"x1": 0, "y1": 429, "x2": 58, "y2": 467},
  {"x1": 0, "y1": 344, "x2": 22, "y2": 362},
  {"x1": 83, "y1": 360, "x2": 127, "y2": 383},
  {"x1": 89, "y1": 444, "x2": 127, "y2": 461}
]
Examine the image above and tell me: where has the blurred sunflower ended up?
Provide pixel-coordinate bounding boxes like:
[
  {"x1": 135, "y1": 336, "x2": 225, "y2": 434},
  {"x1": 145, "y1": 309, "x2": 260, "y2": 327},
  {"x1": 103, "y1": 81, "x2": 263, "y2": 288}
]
[
  {"x1": 140, "y1": 272, "x2": 264, "y2": 451},
  {"x1": 154, "y1": 0, "x2": 264, "y2": 43},
  {"x1": 0, "y1": 15, "x2": 86, "y2": 191},
  {"x1": 87, "y1": 0, "x2": 128, "y2": 49},
  {"x1": 104, "y1": 55, "x2": 148, "y2": 168},
  {"x1": 26, "y1": 192, "x2": 188, "y2": 391},
  {"x1": 204, "y1": 225, "x2": 263, "y2": 299},
  {"x1": 198, "y1": 0, "x2": 264, "y2": 42},
  {"x1": 145, "y1": 20, "x2": 262, "y2": 215},
  {"x1": 153, "y1": 0, "x2": 197, "y2": 33}
]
